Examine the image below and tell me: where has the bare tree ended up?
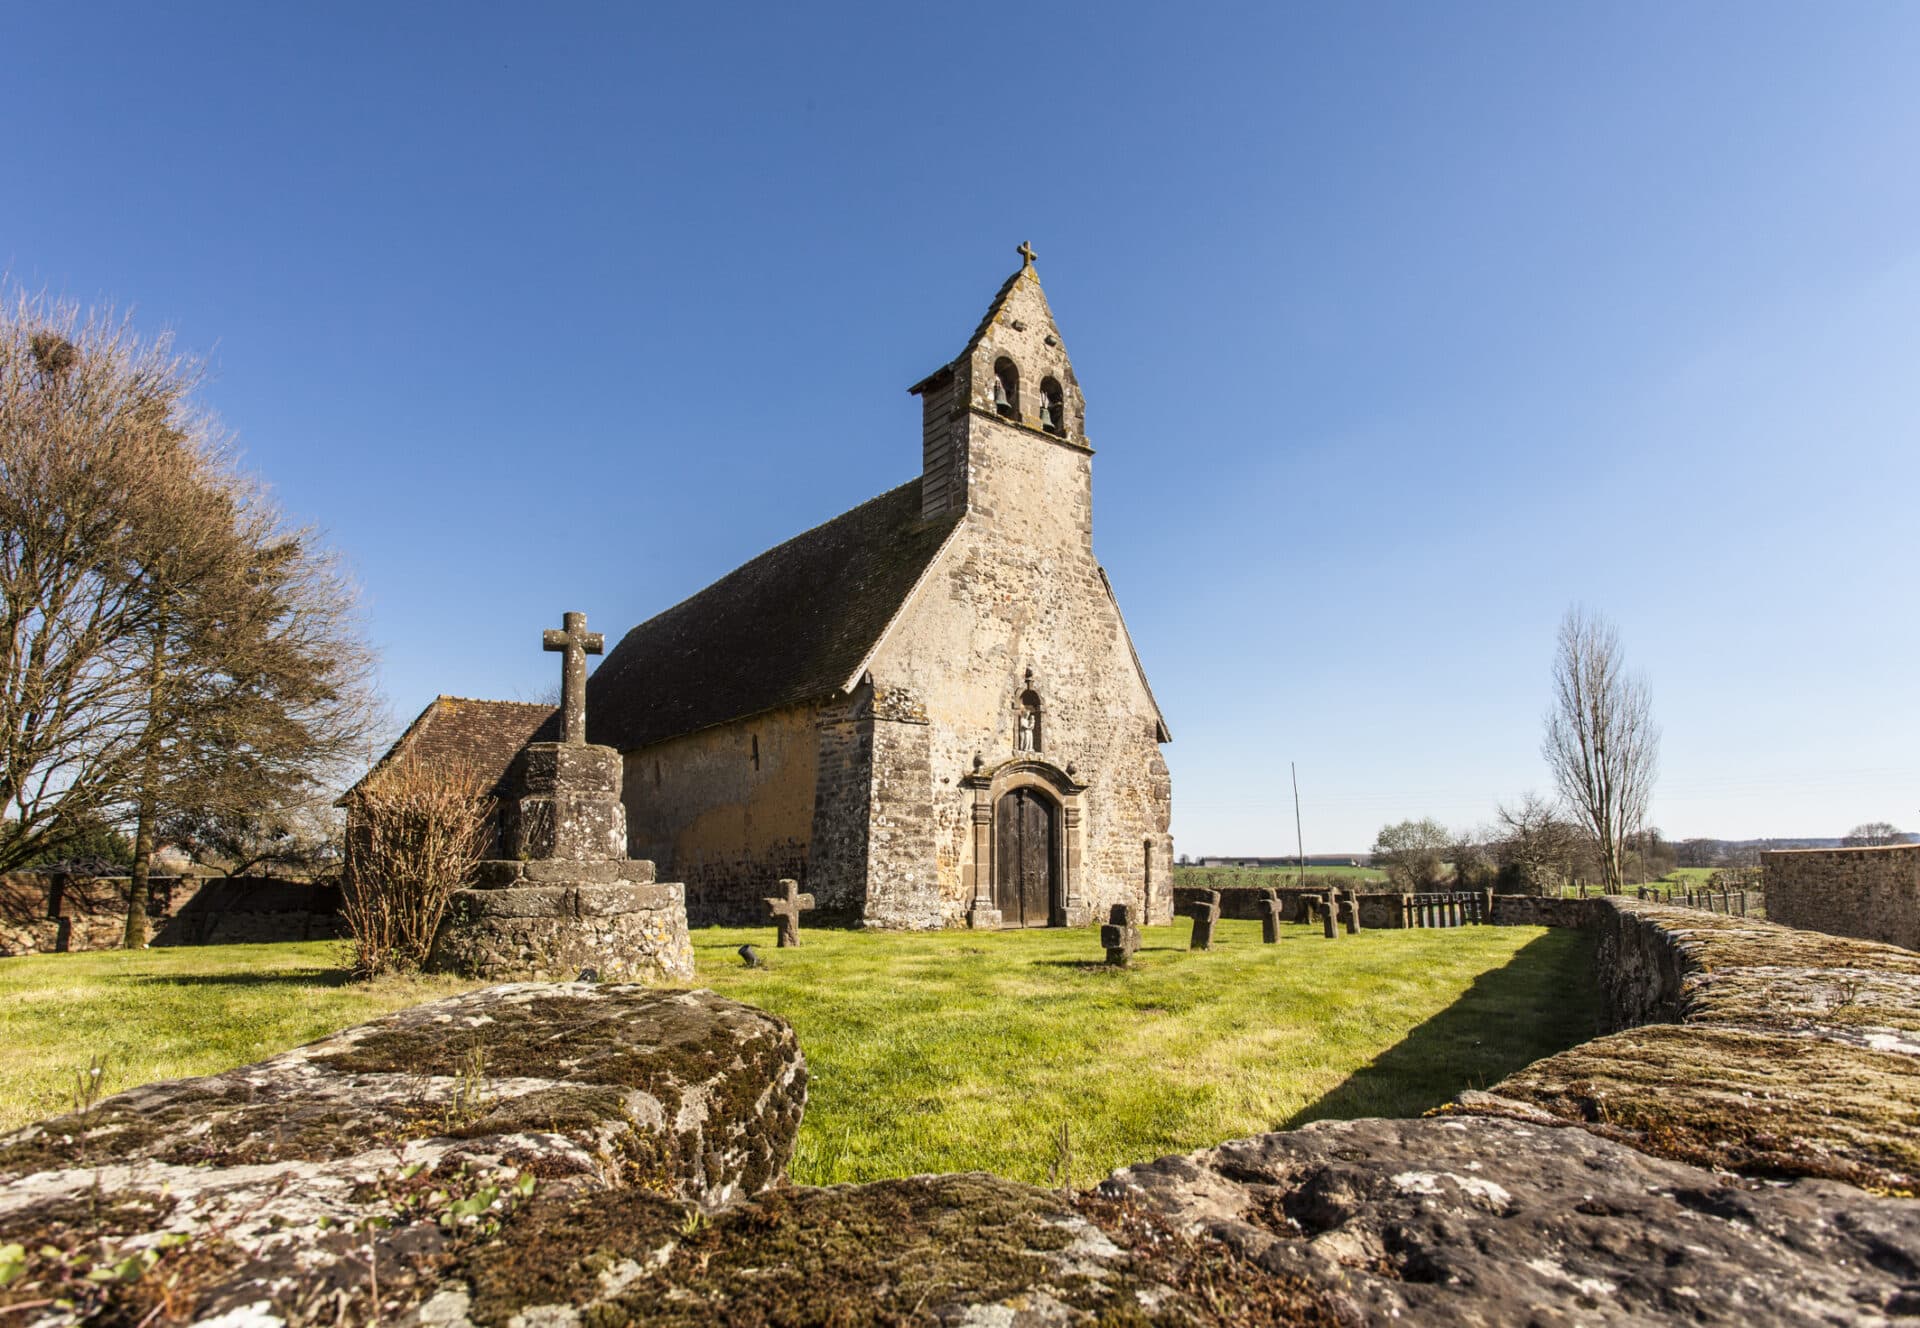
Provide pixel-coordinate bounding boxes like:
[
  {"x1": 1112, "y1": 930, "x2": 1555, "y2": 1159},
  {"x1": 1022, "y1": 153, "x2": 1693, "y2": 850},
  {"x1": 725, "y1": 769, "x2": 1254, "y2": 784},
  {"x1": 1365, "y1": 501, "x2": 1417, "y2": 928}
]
[
  {"x1": 0, "y1": 290, "x2": 379, "y2": 942},
  {"x1": 1842, "y1": 822, "x2": 1906, "y2": 847},
  {"x1": 1372, "y1": 817, "x2": 1451, "y2": 891},
  {"x1": 1542, "y1": 607, "x2": 1659, "y2": 894},
  {"x1": 1448, "y1": 824, "x2": 1497, "y2": 890},
  {"x1": 1494, "y1": 792, "x2": 1579, "y2": 894},
  {"x1": 0, "y1": 295, "x2": 204, "y2": 873}
]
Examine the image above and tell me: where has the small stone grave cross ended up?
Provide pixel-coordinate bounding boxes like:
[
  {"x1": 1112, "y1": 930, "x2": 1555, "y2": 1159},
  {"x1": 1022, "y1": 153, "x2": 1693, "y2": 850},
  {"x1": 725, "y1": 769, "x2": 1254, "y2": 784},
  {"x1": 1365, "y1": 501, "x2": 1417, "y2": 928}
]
[
  {"x1": 765, "y1": 877, "x2": 815, "y2": 948},
  {"x1": 542, "y1": 610, "x2": 605, "y2": 745},
  {"x1": 1338, "y1": 896, "x2": 1362, "y2": 935},
  {"x1": 1101, "y1": 904, "x2": 1139, "y2": 967},
  {"x1": 1321, "y1": 889, "x2": 1340, "y2": 939},
  {"x1": 1184, "y1": 889, "x2": 1221, "y2": 951},
  {"x1": 1258, "y1": 889, "x2": 1286, "y2": 944}
]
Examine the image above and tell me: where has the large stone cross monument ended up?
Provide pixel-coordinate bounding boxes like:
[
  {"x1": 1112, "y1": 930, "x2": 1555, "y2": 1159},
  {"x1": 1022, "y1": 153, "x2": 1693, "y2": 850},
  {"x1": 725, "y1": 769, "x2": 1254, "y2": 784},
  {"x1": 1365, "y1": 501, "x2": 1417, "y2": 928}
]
[{"x1": 428, "y1": 611, "x2": 694, "y2": 983}]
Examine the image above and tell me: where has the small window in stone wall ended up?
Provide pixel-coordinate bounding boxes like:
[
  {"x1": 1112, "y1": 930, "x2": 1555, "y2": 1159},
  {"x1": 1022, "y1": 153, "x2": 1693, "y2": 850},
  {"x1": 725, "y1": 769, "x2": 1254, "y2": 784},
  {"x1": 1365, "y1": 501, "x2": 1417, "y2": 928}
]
[
  {"x1": 751, "y1": 734, "x2": 761, "y2": 771},
  {"x1": 993, "y1": 358, "x2": 1020, "y2": 420},
  {"x1": 1039, "y1": 378, "x2": 1065, "y2": 436}
]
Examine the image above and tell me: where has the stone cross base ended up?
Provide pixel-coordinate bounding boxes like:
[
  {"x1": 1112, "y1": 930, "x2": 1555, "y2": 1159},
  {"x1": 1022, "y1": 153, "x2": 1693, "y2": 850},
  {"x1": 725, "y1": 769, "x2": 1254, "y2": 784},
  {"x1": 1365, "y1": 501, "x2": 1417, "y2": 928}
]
[
  {"x1": 428, "y1": 866, "x2": 693, "y2": 983},
  {"x1": 506, "y1": 743, "x2": 629, "y2": 862}
]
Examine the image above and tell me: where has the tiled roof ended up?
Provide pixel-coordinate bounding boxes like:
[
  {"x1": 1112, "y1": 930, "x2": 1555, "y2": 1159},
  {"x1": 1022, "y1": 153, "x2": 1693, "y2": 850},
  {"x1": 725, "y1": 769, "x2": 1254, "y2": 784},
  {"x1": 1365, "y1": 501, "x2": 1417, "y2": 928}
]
[
  {"x1": 588, "y1": 479, "x2": 963, "y2": 751},
  {"x1": 343, "y1": 697, "x2": 558, "y2": 803}
]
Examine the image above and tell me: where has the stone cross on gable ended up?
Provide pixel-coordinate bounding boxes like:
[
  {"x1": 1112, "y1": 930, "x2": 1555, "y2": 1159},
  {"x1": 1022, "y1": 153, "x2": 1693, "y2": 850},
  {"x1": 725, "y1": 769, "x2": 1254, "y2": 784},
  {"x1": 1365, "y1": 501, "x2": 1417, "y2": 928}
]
[
  {"x1": 766, "y1": 878, "x2": 815, "y2": 948},
  {"x1": 542, "y1": 611, "x2": 604, "y2": 745}
]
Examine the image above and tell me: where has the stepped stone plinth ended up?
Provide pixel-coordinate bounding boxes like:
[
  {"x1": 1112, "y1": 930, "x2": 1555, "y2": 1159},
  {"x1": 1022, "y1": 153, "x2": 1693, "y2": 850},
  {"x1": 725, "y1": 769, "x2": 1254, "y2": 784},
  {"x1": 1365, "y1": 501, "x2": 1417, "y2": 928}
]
[{"x1": 428, "y1": 612, "x2": 694, "y2": 983}]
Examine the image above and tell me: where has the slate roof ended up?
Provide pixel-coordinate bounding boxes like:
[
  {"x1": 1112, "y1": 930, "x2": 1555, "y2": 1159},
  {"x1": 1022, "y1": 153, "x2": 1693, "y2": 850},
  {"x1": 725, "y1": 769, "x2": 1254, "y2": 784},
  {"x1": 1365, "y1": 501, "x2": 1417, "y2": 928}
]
[
  {"x1": 588, "y1": 478, "x2": 964, "y2": 752},
  {"x1": 342, "y1": 697, "x2": 558, "y2": 803}
]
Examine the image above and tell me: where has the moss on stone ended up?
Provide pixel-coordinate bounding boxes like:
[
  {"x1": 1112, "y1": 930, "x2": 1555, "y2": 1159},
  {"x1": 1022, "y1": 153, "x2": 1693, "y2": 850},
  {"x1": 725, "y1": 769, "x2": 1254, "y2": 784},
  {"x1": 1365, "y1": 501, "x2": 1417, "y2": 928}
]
[
  {"x1": 456, "y1": 1171, "x2": 1347, "y2": 1326},
  {"x1": 1484, "y1": 1024, "x2": 1920, "y2": 1192}
]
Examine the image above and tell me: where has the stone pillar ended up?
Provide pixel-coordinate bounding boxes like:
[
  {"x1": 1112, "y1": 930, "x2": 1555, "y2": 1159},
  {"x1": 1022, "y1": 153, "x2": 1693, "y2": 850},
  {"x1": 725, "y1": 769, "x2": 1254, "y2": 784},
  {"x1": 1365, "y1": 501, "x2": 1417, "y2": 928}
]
[
  {"x1": 967, "y1": 789, "x2": 1000, "y2": 929},
  {"x1": 1060, "y1": 802, "x2": 1090, "y2": 927}
]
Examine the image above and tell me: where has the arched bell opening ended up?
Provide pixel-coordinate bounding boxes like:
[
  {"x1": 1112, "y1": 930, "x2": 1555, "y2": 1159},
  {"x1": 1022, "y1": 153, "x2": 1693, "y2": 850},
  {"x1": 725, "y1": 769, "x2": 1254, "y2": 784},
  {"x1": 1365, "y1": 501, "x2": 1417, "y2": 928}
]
[
  {"x1": 1039, "y1": 377, "x2": 1066, "y2": 437},
  {"x1": 992, "y1": 357, "x2": 1021, "y2": 420}
]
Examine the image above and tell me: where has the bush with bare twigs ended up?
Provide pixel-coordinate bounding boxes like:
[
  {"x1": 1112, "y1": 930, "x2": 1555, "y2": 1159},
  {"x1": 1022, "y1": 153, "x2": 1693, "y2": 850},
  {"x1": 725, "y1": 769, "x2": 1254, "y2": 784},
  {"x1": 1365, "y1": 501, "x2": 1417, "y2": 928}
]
[{"x1": 342, "y1": 757, "x2": 491, "y2": 976}]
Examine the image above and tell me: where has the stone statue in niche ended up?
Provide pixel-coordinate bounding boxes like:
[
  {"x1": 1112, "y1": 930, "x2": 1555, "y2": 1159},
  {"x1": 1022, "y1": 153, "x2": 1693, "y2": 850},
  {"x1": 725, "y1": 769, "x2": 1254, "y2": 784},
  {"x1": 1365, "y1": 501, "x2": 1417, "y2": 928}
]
[{"x1": 1017, "y1": 709, "x2": 1037, "y2": 753}]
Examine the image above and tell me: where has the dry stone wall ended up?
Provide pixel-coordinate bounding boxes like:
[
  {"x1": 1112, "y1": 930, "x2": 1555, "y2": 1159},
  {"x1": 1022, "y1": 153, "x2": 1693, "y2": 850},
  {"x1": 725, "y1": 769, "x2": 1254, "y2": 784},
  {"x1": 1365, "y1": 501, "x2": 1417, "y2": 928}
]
[
  {"x1": 1457, "y1": 897, "x2": 1920, "y2": 1191},
  {"x1": 1764, "y1": 843, "x2": 1920, "y2": 950},
  {"x1": 0, "y1": 873, "x2": 344, "y2": 957}
]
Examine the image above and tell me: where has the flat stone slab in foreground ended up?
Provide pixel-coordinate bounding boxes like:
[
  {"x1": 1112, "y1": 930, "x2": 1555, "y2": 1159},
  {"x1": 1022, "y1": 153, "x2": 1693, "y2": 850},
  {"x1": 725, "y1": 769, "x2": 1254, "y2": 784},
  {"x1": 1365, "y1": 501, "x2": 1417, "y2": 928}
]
[
  {"x1": 6, "y1": 1098, "x2": 1915, "y2": 1324},
  {"x1": 0, "y1": 984, "x2": 804, "y2": 1326}
]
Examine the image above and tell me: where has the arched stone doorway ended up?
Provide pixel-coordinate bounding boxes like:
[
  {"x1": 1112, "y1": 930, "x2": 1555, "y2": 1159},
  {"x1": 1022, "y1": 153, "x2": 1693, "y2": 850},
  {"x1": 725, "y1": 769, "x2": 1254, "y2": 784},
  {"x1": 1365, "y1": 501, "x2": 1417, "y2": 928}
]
[
  {"x1": 963, "y1": 757, "x2": 1089, "y2": 928},
  {"x1": 994, "y1": 787, "x2": 1057, "y2": 927}
]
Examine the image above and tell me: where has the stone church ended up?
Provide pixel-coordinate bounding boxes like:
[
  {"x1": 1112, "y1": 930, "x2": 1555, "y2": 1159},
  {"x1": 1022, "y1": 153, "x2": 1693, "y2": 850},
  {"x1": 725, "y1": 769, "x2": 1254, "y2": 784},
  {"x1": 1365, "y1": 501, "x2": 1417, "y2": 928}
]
[{"x1": 381, "y1": 249, "x2": 1173, "y2": 929}]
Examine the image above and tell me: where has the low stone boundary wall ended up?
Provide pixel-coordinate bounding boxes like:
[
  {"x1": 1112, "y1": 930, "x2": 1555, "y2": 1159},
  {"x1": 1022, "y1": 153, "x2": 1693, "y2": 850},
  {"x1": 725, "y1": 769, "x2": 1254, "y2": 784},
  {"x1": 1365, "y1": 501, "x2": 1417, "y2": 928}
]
[
  {"x1": 0, "y1": 872, "x2": 344, "y2": 957},
  {"x1": 1488, "y1": 893, "x2": 1599, "y2": 928},
  {"x1": 1456, "y1": 897, "x2": 1920, "y2": 1191},
  {"x1": 1763, "y1": 842, "x2": 1920, "y2": 950}
]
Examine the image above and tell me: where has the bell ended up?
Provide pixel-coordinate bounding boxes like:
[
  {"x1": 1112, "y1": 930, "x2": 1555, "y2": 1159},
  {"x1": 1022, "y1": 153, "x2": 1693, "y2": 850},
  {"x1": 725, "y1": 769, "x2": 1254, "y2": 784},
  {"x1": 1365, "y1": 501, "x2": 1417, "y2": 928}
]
[
  {"x1": 993, "y1": 376, "x2": 1011, "y2": 409},
  {"x1": 1039, "y1": 400, "x2": 1056, "y2": 431}
]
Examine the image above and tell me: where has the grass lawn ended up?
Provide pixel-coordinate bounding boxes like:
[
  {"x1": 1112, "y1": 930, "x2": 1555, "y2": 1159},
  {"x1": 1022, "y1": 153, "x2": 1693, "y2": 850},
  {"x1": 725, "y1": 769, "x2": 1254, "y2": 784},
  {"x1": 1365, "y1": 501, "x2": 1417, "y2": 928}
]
[
  {"x1": 691, "y1": 919, "x2": 1595, "y2": 1186},
  {"x1": 0, "y1": 921, "x2": 1597, "y2": 1189},
  {"x1": 0, "y1": 943, "x2": 475, "y2": 1134}
]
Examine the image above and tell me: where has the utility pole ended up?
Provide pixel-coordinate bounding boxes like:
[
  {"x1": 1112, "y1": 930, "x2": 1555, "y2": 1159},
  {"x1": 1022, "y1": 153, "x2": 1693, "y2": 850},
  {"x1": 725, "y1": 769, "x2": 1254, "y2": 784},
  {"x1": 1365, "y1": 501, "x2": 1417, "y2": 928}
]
[{"x1": 1291, "y1": 762, "x2": 1306, "y2": 890}]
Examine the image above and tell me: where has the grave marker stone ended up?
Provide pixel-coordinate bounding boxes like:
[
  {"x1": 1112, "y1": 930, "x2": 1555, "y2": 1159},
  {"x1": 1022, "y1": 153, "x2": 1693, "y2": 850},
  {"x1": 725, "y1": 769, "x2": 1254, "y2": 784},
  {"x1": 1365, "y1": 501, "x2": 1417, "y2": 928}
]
[
  {"x1": 1258, "y1": 889, "x2": 1286, "y2": 944},
  {"x1": 1185, "y1": 889, "x2": 1221, "y2": 951},
  {"x1": 1101, "y1": 903, "x2": 1140, "y2": 966},
  {"x1": 766, "y1": 877, "x2": 815, "y2": 948}
]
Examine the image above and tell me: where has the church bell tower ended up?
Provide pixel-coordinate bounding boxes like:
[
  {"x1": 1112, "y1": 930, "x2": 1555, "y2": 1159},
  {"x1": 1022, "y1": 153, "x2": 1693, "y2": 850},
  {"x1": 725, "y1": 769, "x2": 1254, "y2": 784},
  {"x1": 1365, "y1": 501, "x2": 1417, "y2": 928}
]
[{"x1": 907, "y1": 244, "x2": 1093, "y2": 552}]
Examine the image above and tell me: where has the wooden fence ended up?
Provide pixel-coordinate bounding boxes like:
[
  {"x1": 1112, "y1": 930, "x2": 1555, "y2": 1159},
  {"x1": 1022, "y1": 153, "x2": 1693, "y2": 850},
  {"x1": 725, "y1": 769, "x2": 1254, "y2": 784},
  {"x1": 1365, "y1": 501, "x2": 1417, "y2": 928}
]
[
  {"x1": 1635, "y1": 884, "x2": 1758, "y2": 917},
  {"x1": 1402, "y1": 891, "x2": 1491, "y2": 928}
]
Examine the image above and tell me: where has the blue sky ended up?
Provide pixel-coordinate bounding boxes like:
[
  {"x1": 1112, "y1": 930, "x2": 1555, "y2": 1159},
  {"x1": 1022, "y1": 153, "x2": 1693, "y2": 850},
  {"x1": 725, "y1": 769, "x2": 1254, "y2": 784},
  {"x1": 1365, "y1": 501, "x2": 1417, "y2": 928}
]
[{"x1": 5, "y1": 3, "x2": 1917, "y2": 853}]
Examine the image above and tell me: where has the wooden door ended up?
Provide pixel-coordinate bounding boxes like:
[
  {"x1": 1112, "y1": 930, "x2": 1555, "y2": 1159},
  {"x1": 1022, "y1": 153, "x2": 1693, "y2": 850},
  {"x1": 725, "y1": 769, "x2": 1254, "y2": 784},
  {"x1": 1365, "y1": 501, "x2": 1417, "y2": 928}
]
[{"x1": 994, "y1": 789, "x2": 1057, "y2": 927}]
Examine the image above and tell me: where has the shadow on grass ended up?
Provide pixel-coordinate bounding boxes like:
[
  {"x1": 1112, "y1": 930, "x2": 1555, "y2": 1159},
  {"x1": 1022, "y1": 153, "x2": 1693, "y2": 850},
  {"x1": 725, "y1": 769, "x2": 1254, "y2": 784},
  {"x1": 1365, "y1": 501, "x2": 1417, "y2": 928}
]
[
  {"x1": 132, "y1": 969, "x2": 355, "y2": 990},
  {"x1": 1282, "y1": 928, "x2": 1599, "y2": 1129}
]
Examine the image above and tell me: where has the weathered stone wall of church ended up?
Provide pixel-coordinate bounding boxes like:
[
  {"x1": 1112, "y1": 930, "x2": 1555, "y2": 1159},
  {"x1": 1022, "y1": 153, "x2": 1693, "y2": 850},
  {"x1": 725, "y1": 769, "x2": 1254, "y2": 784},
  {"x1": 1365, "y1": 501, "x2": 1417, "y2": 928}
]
[
  {"x1": 620, "y1": 703, "x2": 817, "y2": 927},
  {"x1": 870, "y1": 509, "x2": 1173, "y2": 926},
  {"x1": 801, "y1": 685, "x2": 942, "y2": 929},
  {"x1": 862, "y1": 686, "x2": 942, "y2": 929},
  {"x1": 803, "y1": 694, "x2": 872, "y2": 924}
]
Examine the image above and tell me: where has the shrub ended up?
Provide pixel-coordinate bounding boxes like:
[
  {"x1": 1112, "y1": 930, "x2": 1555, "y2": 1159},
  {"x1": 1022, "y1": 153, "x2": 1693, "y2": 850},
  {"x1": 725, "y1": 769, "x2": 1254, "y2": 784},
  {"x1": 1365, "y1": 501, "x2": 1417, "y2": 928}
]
[{"x1": 341, "y1": 756, "x2": 491, "y2": 977}]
